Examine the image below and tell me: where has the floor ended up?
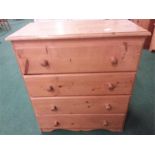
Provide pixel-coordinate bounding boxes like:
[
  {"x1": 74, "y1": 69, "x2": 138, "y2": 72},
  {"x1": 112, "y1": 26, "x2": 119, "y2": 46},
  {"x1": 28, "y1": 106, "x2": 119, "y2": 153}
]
[{"x1": 0, "y1": 19, "x2": 154, "y2": 135}]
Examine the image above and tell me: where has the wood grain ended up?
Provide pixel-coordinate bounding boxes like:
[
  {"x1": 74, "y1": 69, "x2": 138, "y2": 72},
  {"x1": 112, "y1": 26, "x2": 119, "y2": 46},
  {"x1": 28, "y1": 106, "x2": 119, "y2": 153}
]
[
  {"x1": 31, "y1": 95, "x2": 130, "y2": 115},
  {"x1": 6, "y1": 20, "x2": 149, "y2": 132},
  {"x1": 6, "y1": 20, "x2": 150, "y2": 41},
  {"x1": 37, "y1": 114, "x2": 126, "y2": 132},
  {"x1": 15, "y1": 38, "x2": 144, "y2": 74},
  {"x1": 24, "y1": 72, "x2": 135, "y2": 97}
]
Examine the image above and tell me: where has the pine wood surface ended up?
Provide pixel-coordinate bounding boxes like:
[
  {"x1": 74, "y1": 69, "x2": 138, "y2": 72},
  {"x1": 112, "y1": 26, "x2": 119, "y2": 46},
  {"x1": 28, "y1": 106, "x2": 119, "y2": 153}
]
[{"x1": 6, "y1": 20, "x2": 149, "y2": 132}]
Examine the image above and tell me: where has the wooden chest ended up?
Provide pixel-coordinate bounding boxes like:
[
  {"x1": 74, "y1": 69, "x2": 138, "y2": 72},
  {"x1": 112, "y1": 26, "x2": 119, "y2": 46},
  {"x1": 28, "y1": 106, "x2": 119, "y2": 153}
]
[{"x1": 6, "y1": 20, "x2": 150, "y2": 132}]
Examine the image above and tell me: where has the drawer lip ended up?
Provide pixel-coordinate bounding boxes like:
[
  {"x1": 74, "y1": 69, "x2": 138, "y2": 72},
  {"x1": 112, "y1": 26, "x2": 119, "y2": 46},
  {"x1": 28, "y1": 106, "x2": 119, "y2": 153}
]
[
  {"x1": 37, "y1": 114, "x2": 126, "y2": 116},
  {"x1": 23, "y1": 69, "x2": 137, "y2": 77},
  {"x1": 24, "y1": 72, "x2": 136, "y2": 77},
  {"x1": 31, "y1": 94, "x2": 131, "y2": 99},
  {"x1": 25, "y1": 71, "x2": 136, "y2": 75}
]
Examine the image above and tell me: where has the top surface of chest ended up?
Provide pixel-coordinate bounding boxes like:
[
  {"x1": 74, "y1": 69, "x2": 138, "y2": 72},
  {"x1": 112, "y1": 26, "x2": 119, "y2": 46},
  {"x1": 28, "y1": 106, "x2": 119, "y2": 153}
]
[{"x1": 6, "y1": 20, "x2": 150, "y2": 41}]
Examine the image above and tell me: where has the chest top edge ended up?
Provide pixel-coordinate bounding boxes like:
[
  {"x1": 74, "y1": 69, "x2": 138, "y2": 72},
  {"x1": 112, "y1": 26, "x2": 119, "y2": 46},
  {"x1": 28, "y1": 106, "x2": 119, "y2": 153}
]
[{"x1": 6, "y1": 20, "x2": 150, "y2": 41}]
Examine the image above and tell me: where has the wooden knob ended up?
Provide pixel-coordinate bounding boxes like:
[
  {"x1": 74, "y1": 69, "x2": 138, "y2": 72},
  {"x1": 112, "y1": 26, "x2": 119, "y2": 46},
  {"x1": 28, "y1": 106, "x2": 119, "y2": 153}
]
[
  {"x1": 105, "y1": 103, "x2": 111, "y2": 110},
  {"x1": 41, "y1": 60, "x2": 49, "y2": 67},
  {"x1": 111, "y1": 56, "x2": 118, "y2": 65},
  {"x1": 107, "y1": 83, "x2": 115, "y2": 90},
  {"x1": 51, "y1": 105, "x2": 57, "y2": 111},
  {"x1": 47, "y1": 86, "x2": 55, "y2": 92},
  {"x1": 103, "y1": 120, "x2": 108, "y2": 126},
  {"x1": 54, "y1": 121, "x2": 59, "y2": 127}
]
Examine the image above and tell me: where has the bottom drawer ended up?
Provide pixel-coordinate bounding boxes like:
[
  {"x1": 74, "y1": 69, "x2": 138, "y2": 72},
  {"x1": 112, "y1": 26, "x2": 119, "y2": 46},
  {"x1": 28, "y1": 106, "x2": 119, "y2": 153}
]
[{"x1": 37, "y1": 114, "x2": 126, "y2": 132}]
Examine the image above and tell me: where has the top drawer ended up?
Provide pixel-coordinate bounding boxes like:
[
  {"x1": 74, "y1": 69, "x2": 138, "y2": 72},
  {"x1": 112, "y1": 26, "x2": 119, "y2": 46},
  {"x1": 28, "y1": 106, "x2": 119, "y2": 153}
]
[{"x1": 14, "y1": 38, "x2": 144, "y2": 74}]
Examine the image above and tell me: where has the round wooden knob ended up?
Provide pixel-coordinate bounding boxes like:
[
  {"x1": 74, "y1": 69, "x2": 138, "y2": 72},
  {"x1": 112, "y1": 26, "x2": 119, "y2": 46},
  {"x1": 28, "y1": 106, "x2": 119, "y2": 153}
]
[
  {"x1": 111, "y1": 56, "x2": 118, "y2": 65},
  {"x1": 54, "y1": 121, "x2": 59, "y2": 127},
  {"x1": 51, "y1": 105, "x2": 57, "y2": 111},
  {"x1": 105, "y1": 103, "x2": 111, "y2": 110},
  {"x1": 41, "y1": 60, "x2": 49, "y2": 67},
  {"x1": 107, "y1": 83, "x2": 115, "y2": 90},
  {"x1": 47, "y1": 86, "x2": 55, "y2": 92},
  {"x1": 103, "y1": 120, "x2": 108, "y2": 126}
]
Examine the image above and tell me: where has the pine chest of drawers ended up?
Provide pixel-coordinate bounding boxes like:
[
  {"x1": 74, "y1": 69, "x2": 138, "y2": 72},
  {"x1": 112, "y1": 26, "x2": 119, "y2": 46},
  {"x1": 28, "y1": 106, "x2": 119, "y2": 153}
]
[{"x1": 6, "y1": 20, "x2": 150, "y2": 132}]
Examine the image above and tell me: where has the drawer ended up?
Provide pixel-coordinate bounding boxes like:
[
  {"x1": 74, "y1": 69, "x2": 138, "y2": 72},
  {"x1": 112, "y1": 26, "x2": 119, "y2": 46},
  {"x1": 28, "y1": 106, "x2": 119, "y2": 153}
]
[
  {"x1": 24, "y1": 72, "x2": 135, "y2": 97},
  {"x1": 37, "y1": 114, "x2": 125, "y2": 132},
  {"x1": 14, "y1": 38, "x2": 143, "y2": 74},
  {"x1": 31, "y1": 95, "x2": 130, "y2": 115}
]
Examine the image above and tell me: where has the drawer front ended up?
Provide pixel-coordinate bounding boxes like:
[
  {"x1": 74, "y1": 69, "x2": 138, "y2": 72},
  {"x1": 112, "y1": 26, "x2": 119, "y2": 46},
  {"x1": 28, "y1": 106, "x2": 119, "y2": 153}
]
[
  {"x1": 37, "y1": 114, "x2": 125, "y2": 132},
  {"x1": 14, "y1": 38, "x2": 143, "y2": 74},
  {"x1": 24, "y1": 73, "x2": 135, "y2": 97},
  {"x1": 31, "y1": 95, "x2": 130, "y2": 115}
]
